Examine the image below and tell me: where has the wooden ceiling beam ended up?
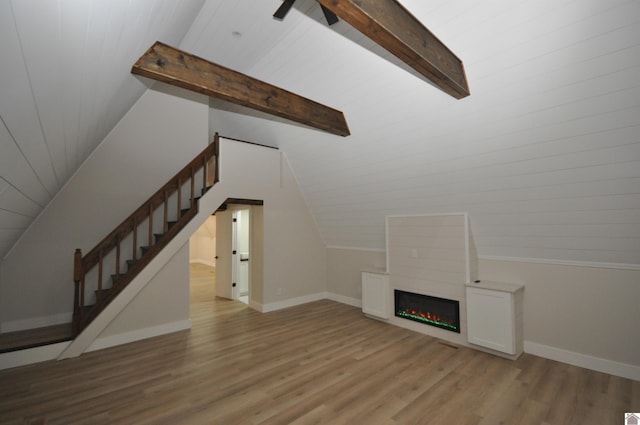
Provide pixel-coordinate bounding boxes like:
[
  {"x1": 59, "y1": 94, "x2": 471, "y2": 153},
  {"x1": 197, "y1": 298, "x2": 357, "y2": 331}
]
[
  {"x1": 316, "y1": 0, "x2": 470, "y2": 99},
  {"x1": 131, "y1": 42, "x2": 350, "y2": 136}
]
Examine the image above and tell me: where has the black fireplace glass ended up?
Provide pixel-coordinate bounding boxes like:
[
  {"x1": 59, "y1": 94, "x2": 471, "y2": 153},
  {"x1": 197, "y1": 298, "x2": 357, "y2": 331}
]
[{"x1": 394, "y1": 289, "x2": 460, "y2": 333}]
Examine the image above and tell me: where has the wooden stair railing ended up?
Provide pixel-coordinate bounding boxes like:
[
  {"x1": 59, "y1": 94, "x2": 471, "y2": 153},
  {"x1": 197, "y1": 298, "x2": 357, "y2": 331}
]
[{"x1": 72, "y1": 134, "x2": 220, "y2": 337}]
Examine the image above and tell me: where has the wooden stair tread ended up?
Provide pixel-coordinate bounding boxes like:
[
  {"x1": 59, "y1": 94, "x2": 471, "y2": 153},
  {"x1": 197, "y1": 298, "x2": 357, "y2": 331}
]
[
  {"x1": 0, "y1": 323, "x2": 73, "y2": 354},
  {"x1": 111, "y1": 273, "x2": 126, "y2": 283}
]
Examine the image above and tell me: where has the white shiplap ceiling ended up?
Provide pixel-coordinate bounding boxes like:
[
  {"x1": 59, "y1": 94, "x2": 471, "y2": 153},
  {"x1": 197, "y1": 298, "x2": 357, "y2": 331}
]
[
  {"x1": 0, "y1": 0, "x2": 204, "y2": 258},
  {"x1": 1, "y1": 0, "x2": 639, "y2": 267}
]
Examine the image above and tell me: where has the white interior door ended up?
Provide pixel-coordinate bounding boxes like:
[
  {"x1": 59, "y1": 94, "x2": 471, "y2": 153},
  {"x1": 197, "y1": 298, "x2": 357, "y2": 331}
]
[
  {"x1": 214, "y1": 209, "x2": 233, "y2": 299},
  {"x1": 236, "y1": 209, "x2": 250, "y2": 300},
  {"x1": 231, "y1": 210, "x2": 238, "y2": 300}
]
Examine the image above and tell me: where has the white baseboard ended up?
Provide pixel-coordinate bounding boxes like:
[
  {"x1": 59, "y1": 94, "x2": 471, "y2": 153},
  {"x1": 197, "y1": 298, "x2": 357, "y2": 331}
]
[
  {"x1": 0, "y1": 341, "x2": 70, "y2": 371},
  {"x1": 254, "y1": 292, "x2": 361, "y2": 313},
  {"x1": 248, "y1": 300, "x2": 263, "y2": 312},
  {"x1": 87, "y1": 319, "x2": 192, "y2": 353},
  {"x1": 2, "y1": 312, "x2": 73, "y2": 333},
  {"x1": 326, "y1": 292, "x2": 362, "y2": 308},
  {"x1": 259, "y1": 293, "x2": 327, "y2": 313},
  {"x1": 524, "y1": 340, "x2": 640, "y2": 381}
]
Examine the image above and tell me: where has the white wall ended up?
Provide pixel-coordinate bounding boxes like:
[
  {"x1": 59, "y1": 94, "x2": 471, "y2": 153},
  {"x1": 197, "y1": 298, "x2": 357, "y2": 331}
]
[
  {"x1": 327, "y1": 247, "x2": 386, "y2": 304},
  {"x1": 326, "y1": 246, "x2": 640, "y2": 380},
  {"x1": 211, "y1": 140, "x2": 327, "y2": 309},
  {"x1": 251, "y1": 205, "x2": 264, "y2": 306},
  {"x1": 0, "y1": 83, "x2": 209, "y2": 330},
  {"x1": 479, "y1": 258, "x2": 640, "y2": 378},
  {"x1": 263, "y1": 158, "x2": 327, "y2": 305},
  {"x1": 88, "y1": 242, "x2": 191, "y2": 351}
]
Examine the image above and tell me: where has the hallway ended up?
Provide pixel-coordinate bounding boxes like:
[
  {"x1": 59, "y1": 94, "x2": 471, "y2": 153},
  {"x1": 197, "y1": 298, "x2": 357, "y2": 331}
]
[
  {"x1": 190, "y1": 262, "x2": 217, "y2": 305},
  {"x1": 189, "y1": 262, "x2": 249, "y2": 329}
]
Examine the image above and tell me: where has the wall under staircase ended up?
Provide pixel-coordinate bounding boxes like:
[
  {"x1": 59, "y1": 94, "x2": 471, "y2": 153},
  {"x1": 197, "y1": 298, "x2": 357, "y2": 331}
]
[
  {"x1": 0, "y1": 82, "x2": 327, "y2": 366},
  {"x1": 1, "y1": 84, "x2": 209, "y2": 334}
]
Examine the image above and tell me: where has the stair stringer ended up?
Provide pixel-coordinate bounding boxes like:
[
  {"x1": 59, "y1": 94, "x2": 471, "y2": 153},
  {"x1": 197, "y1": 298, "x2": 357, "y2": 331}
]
[
  {"x1": 57, "y1": 185, "x2": 228, "y2": 359},
  {"x1": 58, "y1": 139, "x2": 282, "y2": 359}
]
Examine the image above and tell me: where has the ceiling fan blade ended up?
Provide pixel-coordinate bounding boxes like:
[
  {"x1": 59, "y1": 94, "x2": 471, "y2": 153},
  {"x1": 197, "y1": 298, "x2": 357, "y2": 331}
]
[
  {"x1": 320, "y1": 5, "x2": 339, "y2": 25},
  {"x1": 273, "y1": 0, "x2": 296, "y2": 20}
]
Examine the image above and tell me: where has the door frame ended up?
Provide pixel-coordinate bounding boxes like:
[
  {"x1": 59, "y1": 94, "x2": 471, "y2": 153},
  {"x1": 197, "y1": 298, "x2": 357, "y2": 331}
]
[{"x1": 214, "y1": 199, "x2": 263, "y2": 307}]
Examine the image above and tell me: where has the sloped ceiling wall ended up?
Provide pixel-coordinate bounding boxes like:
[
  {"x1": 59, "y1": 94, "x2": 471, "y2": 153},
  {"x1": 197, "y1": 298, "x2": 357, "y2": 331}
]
[
  {"x1": 193, "y1": 0, "x2": 640, "y2": 267},
  {"x1": 1, "y1": 0, "x2": 639, "y2": 267},
  {"x1": 0, "y1": 0, "x2": 205, "y2": 259}
]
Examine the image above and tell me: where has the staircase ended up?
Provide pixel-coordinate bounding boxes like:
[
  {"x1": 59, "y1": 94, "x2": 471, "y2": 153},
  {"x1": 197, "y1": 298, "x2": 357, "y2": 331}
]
[{"x1": 72, "y1": 134, "x2": 220, "y2": 337}]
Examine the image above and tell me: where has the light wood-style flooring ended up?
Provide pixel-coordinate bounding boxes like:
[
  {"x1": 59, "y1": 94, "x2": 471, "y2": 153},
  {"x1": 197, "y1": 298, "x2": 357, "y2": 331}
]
[{"x1": 0, "y1": 263, "x2": 637, "y2": 424}]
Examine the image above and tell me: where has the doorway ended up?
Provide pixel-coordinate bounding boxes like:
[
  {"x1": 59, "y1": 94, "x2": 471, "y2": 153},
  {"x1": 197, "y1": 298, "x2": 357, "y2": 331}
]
[
  {"x1": 189, "y1": 199, "x2": 263, "y2": 310},
  {"x1": 232, "y1": 208, "x2": 250, "y2": 304},
  {"x1": 215, "y1": 203, "x2": 260, "y2": 305},
  {"x1": 189, "y1": 215, "x2": 217, "y2": 309},
  {"x1": 189, "y1": 215, "x2": 216, "y2": 268}
]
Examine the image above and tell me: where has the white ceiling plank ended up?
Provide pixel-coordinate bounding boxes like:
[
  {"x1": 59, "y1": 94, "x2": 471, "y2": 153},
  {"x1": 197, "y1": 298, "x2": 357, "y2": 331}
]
[
  {"x1": 309, "y1": 174, "x2": 640, "y2": 212},
  {"x1": 10, "y1": 0, "x2": 70, "y2": 185},
  {"x1": 0, "y1": 0, "x2": 204, "y2": 260},
  {"x1": 73, "y1": 0, "x2": 112, "y2": 167},
  {"x1": 297, "y1": 102, "x2": 640, "y2": 189},
  {"x1": 0, "y1": 209, "x2": 33, "y2": 229},
  {"x1": 0, "y1": 182, "x2": 42, "y2": 218},
  {"x1": 0, "y1": 115, "x2": 51, "y2": 209},
  {"x1": 473, "y1": 223, "x2": 640, "y2": 239},
  {"x1": 475, "y1": 235, "x2": 640, "y2": 255},
  {"x1": 472, "y1": 209, "x2": 640, "y2": 226},
  {"x1": 0, "y1": 1, "x2": 60, "y2": 198},
  {"x1": 58, "y1": 0, "x2": 94, "y2": 173},
  {"x1": 0, "y1": 228, "x2": 26, "y2": 259},
  {"x1": 478, "y1": 245, "x2": 640, "y2": 265},
  {"x1": 77, "y1": 0, "x2": 133, "y2": 165}
]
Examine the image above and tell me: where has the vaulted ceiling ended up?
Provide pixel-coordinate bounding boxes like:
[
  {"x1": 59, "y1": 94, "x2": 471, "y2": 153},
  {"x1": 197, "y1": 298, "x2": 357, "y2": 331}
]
[{"x1": 2, "y1": 0, "x2": 639, "y2": 267}]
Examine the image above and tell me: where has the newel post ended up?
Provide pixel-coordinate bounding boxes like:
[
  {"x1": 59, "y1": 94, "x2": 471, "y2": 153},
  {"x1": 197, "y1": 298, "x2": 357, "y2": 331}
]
[
  {"x1": 72, "y1": 248, "x2": 83, "y2": 336},
  {"x1": 213, "y1": 132, "x2": 220, "y2": 184}
]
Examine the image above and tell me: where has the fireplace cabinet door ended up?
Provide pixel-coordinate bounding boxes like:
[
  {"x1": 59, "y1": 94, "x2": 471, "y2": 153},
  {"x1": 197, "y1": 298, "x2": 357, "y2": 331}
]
[{"x1": 466, "y1": 286, "x2": 516, "y2": 355}]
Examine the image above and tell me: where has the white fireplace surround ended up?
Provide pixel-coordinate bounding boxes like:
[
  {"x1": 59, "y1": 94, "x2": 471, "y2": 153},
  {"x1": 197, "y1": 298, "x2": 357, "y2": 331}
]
[{"x1": 361, "y1": 213, "x2": 523, "y2": 359}]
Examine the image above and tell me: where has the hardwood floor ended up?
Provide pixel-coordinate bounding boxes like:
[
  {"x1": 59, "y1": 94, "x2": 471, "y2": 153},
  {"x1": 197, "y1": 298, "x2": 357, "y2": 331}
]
[{"x1": 0, "y1": 263, "x2": 637, "y2": 424}]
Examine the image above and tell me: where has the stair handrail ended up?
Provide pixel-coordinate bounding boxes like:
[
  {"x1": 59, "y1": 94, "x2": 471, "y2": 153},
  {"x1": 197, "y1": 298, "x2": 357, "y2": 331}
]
[{"x1": 72, "y1": 133, "x2": 220, "y2": 336}]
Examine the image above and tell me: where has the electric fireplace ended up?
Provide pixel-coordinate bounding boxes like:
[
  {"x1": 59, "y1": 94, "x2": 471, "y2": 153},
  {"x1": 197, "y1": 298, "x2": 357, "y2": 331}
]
[{"x1": 394, "y1": 289, "x2": 460, "y2": 333}]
